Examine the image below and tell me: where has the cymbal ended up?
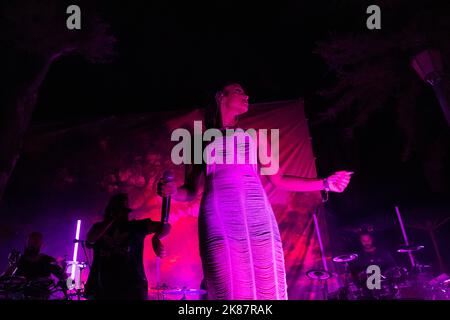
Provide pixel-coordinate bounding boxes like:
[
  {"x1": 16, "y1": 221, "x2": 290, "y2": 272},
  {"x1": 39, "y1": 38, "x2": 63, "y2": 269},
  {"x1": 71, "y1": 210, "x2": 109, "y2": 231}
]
[
  {"x1": 64, "y1": 261, "x2": 87, "y2": 267},
  {"x1": 158, "y1": 288, "x2": 207, "y2": 295},
  {"x1": 149, "y1": 285, "x2": 175, "y2": 291},
  {"x1": 306, "y1": 269, "x2": 332, "y2": 280},
  {"x1": 0, "y1": 276, "x2": 27, "y2": 286},
  {"x1": 333, "y1": 254, "x2": 358, "y2": 263},
  {"x1": 27, "y1": 277, "x2": 55, "y2": 288},
  {"x1": 341, "y1": 225, "x2": 375, "y2": 234},
  {"x1": 428, "y1": 273, "x2": 450, "y2": 286},
  {"x1": 397, "y1": 245, "x2": 424, "y2": 253}
]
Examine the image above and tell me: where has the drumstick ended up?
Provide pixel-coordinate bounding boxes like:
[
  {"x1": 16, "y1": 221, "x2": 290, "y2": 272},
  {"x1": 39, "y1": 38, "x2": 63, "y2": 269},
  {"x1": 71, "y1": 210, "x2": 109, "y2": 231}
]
[
  {"x1": 395, "y1": 206, "x2": 415, "y2": 268},
  {"x1": 313, "y1": 210, "x2": 328, "y2": 272}
]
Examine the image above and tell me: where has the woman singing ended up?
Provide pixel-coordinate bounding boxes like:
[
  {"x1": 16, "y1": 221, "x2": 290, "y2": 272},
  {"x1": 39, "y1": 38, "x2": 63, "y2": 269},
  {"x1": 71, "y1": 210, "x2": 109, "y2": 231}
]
[{"x1": 158, "y1": 83, "x2": 352, "y2": 300}]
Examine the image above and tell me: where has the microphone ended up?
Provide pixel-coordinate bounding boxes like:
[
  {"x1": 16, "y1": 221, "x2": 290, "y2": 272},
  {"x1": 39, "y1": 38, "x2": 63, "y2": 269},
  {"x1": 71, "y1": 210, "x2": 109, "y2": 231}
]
[{"x1": 161, "y1": 170, "x2": 174, "y2": 224}]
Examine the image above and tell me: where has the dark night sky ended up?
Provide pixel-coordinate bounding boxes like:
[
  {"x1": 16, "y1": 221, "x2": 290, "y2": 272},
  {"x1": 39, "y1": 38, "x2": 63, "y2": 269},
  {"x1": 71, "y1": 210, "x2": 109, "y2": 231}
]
[
  {"x1": 4, "y1": 1, "x2": 450, "y2": 266},
  {"x1": 32, "y1": 1, "x2": 448, "y2": 204},
  {"x1": 34, "y1": 1, "x2": 366, "y2": 120}
]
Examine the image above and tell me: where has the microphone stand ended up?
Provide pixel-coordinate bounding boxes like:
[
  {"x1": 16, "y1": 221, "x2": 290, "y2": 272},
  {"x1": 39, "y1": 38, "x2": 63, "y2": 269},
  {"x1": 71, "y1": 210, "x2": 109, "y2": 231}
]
[
  {"x1": 313, "y1": 207, "x2": 330, "y2": 300},
  {"x1": 79, "y1": 240, "x2": 91, "y2": 270},
  {"x1": 155, "y1": 170, "x2": 174, "y2": 300},
  {"x1": 156, "y1": 256, "x2": 162, "y2": 300},
  {"x1": 69, "y1": 240, "x2": 90, "y2": 300},
  {"x1": 305, "y1": 207, "x2": 333, "y2": 300}
]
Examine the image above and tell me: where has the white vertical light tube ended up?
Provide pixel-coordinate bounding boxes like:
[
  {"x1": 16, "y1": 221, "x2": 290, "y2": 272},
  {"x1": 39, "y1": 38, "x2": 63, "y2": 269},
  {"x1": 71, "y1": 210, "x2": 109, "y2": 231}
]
[{"x1": 70, "y1": 220, "x2": 82, "y2": 279}]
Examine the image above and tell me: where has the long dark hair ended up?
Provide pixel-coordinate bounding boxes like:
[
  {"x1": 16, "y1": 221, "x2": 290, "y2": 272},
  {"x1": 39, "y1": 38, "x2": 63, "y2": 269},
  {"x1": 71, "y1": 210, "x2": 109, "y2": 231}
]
[
  {"x1": 205, "y1": 82, "x2": 242, "y2": 130},
  {"x1": 204, "y1": 91, "x2": 222, "y2": 130},
  {"x1": 103, "y1": 193, "x2": 130, "y2": 221}
]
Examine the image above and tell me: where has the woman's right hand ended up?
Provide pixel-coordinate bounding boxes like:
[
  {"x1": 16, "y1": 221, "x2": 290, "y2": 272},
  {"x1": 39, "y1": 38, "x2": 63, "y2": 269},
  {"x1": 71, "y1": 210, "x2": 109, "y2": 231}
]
[
  {"x1": 157, "y1": 177, "x2": 178, "y2": 197},
  {"x1": 152, "y1": 236, "x2": 167, "y2": 258}
]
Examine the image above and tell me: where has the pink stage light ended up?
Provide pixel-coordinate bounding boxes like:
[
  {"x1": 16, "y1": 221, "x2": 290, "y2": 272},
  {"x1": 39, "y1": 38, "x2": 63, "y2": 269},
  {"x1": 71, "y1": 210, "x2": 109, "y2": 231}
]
[{"x1": 70, "y1": 219, "x2": 81, "y2": 279}]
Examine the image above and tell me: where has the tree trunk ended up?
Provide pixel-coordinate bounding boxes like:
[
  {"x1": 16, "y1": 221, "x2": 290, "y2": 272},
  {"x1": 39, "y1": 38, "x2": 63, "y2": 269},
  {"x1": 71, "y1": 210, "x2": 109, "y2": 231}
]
[{"x1": 0, "y1": 56, "x2": 56, "y2": 202}]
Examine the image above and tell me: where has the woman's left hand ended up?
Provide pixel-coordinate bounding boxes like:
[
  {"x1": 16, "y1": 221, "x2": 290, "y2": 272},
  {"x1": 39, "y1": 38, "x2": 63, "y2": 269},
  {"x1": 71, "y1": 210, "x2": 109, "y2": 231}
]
[{"x1": 326, "y1": 171, "x2": 353, "y2": 193}]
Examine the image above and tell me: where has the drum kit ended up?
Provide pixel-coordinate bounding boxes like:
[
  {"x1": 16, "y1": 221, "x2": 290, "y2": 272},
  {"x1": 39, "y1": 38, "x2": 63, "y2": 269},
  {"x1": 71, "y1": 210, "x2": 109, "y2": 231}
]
[
  {"x1": 149, "y1": 284, "x2": 207, "y2": 300},
  {"x1": 0, "y1": 257, "x2": 89, "y2": 300},
  {"x1": 326, "y1": 244, "x2": 449, "y2": 300},
  {"x1": 0, "y1": 250, "x2": 67, "y2": 300},
  {"x1": 0, "y1": 275, "x2": 67, "y2": 300},
  {"x1": 306, "y1": 207, "x2": 450, "y2": 300}
]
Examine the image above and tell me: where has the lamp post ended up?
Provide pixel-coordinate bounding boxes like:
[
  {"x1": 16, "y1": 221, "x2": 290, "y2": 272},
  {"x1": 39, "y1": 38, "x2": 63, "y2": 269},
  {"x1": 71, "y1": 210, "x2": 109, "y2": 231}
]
[{"x1": 411, "y1": 49, "x2": 450, "y2": 127}]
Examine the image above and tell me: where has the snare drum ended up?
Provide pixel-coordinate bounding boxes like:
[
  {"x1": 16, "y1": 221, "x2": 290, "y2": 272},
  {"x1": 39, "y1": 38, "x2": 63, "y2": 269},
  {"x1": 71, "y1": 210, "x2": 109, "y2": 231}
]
[
  {"x1": 0, "y1": 276, "x2": 27, "y2": 300},
  {"x1": 23, "y1": 277, "x2": 55, "y2": 300}
]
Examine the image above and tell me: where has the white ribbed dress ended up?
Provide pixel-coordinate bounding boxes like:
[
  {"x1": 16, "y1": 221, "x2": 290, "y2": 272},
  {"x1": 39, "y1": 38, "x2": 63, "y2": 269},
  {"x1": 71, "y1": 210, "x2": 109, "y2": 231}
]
[{"x1": 198, "y1": 129, "x2": 287, "y2": 300}]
